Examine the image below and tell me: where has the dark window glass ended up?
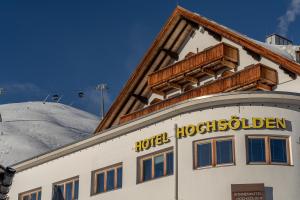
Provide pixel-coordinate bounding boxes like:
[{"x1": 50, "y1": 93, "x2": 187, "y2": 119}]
[
  {"x1": 216, "y1": 140, "x2": 233, "y2": 165},
  {"x1": 38, "y1": 192, "x2": 41, "y2": 200},
  {"x1": 96, "y1": 173, "x2": 105, "y2": 193},
  {"x1": 74, "y1": 180, "x2": 79, "y2": 199},
  {"x1": 106, "y1": 169, "x2": 115, "y2": 191},
  {"x1": 166, "y1": 152, "x2": 174, "y2": 175},
  {"x1": 197, "y1": 142, "x2": 212, "y2": 167},
  {"x1": 23, "y1": 195, "x2": 29, "y2": 200},
  {"x1": 58, "y1": 185, "x2": 64, "y2": 196},
  {"x1": 65, "y1": 182, "x2": 73, "y2": 200},
  {"x1": 143, "y1": 158, "x2": 152, "y2": 181},
  {"x1": 248, "y1": 138, "x2": 266, "y2": 162},
  {"x1": 117, "y1": 167, "x2": 122, "y2": 188},
  {"x1": 31, "y1": 193, "x2": 36, "y2": 200},
  {"x1": 154, "y1": 155, "x2": 164, "y2": 178},
  {"x1": 270, "y1": 139, "x2": 287, "y2": 163}
]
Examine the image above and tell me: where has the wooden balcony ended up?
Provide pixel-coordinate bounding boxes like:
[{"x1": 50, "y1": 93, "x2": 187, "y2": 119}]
[
  {"x1": 148, "y1": 43, "x2": 239, "y2": 94},
  {"x1": 120, "y1": 64, "x2": 278, "y2": 124}
]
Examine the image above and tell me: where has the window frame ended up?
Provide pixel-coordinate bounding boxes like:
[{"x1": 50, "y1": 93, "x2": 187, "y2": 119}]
[
  {"x1": 137, "y1": 147, "x2": 174, "y2": 184},
  {"x1": 91, "y1": 162, "x2": 123, "y2": 196},
  {"x1": 52, "y1": 176, "x2": 79, "y2": 200},
  {"x1": 246, "y1": 135, "x2": 291, "y2": 165},
  {"x1": 193, "y1": 136, "x2": 235, "y2": 169},
  {"x1": 18, "y1": 187, "x2": 42, "y2": 200}
]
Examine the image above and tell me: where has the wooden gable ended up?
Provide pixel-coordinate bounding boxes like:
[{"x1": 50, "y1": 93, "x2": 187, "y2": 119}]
[{"x1": 94, "y1": 6, "x2": 300, "y2": 134}]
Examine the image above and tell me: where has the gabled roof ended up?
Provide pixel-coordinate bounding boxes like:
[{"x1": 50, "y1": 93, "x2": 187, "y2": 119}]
[{"x1": 94, "y1": 6, "x2": 300, "y2": 133}]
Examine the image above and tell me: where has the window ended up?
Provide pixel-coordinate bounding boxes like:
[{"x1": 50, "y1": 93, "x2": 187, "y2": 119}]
[
  {"x1": 91, "y1": 163, "x2": 122, "y2": 195},
  {"x1": 53, "y1": 176, "x2": 79, "y2": 200},
  {"x1": 194, "y1": 137, "x2": 234, "y2": 169},
  {"x1": 246, "y1": 135, "x2": 290, "y2": 165},
  {"x1": 19, "y1": 188, "x2": 41, "y2": 200},
  {"x1": 137, "y1": 147, "x2": 173, "y2": 183}
]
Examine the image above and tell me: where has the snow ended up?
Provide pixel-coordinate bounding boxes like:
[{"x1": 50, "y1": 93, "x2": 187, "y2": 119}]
[
  {"x1": 0, "y1": 102, "x2": 99, "y2": 166},
  {"x1": 196, "y1": 13, "x2": 299, "y2": 62}
]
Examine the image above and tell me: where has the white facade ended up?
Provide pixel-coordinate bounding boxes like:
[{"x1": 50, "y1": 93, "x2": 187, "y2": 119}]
[{"x1": 10, "y1": 92, "x2": 300, "y2": 200}]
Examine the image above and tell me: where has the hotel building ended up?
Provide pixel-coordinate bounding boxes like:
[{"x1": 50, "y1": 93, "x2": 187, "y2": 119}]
[{"x1": 9, "y1": 6, "x2": 300, "y2": 200}]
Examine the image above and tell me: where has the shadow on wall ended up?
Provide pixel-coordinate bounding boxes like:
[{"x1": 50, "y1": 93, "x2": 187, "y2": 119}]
[{"x1": 265, "y1": 187, "x2": 273, "y2": 200}]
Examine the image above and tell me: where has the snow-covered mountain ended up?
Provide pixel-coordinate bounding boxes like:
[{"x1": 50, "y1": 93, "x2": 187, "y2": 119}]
[{"x1": 0, "y1": 102, "x2": 99, "y2": 166}]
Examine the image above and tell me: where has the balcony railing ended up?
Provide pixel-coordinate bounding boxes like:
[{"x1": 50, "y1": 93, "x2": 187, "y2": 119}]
[
  {"x1": 148, "y1": 43, "x2": 239, "y2": 93},
  {"x1": 120, "y1": 64, "x2": 278, "y2": 124}
]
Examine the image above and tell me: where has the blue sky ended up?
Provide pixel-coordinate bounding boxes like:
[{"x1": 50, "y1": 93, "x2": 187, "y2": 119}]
[{"x1": 0, "y1": 0, "x2": 299, "y2": 116}]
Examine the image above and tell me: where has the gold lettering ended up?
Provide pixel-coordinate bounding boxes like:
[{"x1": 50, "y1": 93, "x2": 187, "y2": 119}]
[
  {"x1": 135, "y1": 141, "x2": 142, "y2": 152},
  {"x1": 206, "y1": 120, "x2": 217, "y2": 132},
  {"x1": 142, "y1": 139, "x2": 150, "y2": 150},
  {"x1": 156, "y1": 134, "x2": 162, "y2": 145},
  {"x1": 196, "y1": 122, "x2": 206, "y2": 134},
  {"x1": 176, "y1": 126, "x2": 187, "y2": 138},
  {"x1": 218, "y1": 119, "x2": 228, "y2": 131},
  {"x1": 265, "y1": 118, "x2": 276, "y2": 129},
  {"x1": 149, "y1": 136, "x2": 156, "y2": 147},
  {"x1": 276, "y1": 118, "x2": 287, "y2": 129},
  {"x1": 241, "y1": 118, "x2": 251, "y2": 129},
  {"x1": 252, "y1": 117, "x2": 264, "y2": 128},
  {"x1": 186, "y1": 124, "x2": 197, "y2": 136},
  {"x1": 162, "y1": 132, "x2": 170, "y2": 143},
  {"x1": 228, "y1": 116, "x2": 241, "y2": 130}
]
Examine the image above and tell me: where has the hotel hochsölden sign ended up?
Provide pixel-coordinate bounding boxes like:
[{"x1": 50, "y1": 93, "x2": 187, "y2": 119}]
[{"x1": 135, "y1": 116, "x2": 288, "y2": 152}]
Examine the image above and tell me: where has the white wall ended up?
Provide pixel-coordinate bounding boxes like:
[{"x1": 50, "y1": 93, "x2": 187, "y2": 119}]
[
  {"x1": 10, "y1": 97, "x2": 300, "y2": 200},
  {"x1": 177, "y1": 28, "x2": 299, "y2": 90}
]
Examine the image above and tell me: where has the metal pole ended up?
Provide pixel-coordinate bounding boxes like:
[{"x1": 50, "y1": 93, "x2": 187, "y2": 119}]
[
  {"x1": 101, "y1": 87, "x2": 104, "y2": 120},
  {"x1": 175, "y1": 124, "x2": 179, "y2": 200},
  {"x1": 96, "y1": 84, "x2": 107, "y2": 119}
]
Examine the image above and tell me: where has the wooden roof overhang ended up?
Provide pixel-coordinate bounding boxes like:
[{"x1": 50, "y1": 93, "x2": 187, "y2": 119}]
[
  {"x1": 95, "y1": 6, "x2": 300, "y2": 133},
  {"x1": 119, "y1": 63, "x2": 278, "y2": 124},
  {"x1": 95, "y1": 9, "x2": 200, "y2": 132}
]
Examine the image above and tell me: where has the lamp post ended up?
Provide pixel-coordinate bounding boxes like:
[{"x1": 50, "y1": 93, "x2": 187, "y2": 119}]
[
  {"x1": 96, "y1": 84, "x2": 108, "y2": 120},
  {"x1": 0, "y1": 165, "x2": 16, "y2": 200}
]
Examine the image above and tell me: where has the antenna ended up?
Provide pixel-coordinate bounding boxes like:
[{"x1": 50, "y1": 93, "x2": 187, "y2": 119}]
[
  {"x1": 43, "y1": 94, "x2": 50, "y2": 104},
  {"x1": 57, "y1": 95, "x2": 63, "y2": 103},
  {"x1": 96, "y1": 84, "x2": 108, "y2": 120}
]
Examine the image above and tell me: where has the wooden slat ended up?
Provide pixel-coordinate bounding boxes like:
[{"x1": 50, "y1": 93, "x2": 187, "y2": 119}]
[{"x1": 120, "y1": 64, "x2": 277, "y2": 124}]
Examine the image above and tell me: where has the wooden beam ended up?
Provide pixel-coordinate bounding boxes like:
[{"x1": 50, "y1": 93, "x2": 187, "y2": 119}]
[
  {"x1": 184, "y1": 75, "x2": 198, "y2": 84},
  {"x1": 256, "y1": 83, "x2": 272, "y2": 91},
  {"x1": 205, "y1": 28, "x2": 222, "y2": 41},
  {"x1": 243, "y1": 46, "x2": 261, "y2": 61},
  {"x1": 168, "y1": 82, "x2": 182, "y2": 90},
  {"x1": 183, "y1": 17, "x2": 199, "y2": 29},
  {"x1": 161, "y1": 48, "x2": 179, "y2": 60},
  {"x1": 152, "y1": 89, "x2": 165, "y2": 96},
  {"x1": 221, "y1": 60, "x2": 237, "y2": 69},
  {"x1": 279, "y1": 65, "x2": 297, "y2": 80},
  {"x1": 202, "y1": 68, "x2": 216, "y2": 76}
]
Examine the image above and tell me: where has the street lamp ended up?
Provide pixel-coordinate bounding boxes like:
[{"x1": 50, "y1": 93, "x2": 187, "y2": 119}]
[
  {"x1": 0, "y1": 165, "x2": 16, "y2": 200},
  {"x1": 96, "y1": 84, "x2": 108, "y2": 120}
]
